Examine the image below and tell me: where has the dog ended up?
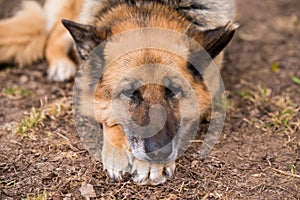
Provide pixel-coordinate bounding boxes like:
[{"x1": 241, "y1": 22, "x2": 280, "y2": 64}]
[{"x1": 0, "y1": 0, "x2": 236, "y2": 185}]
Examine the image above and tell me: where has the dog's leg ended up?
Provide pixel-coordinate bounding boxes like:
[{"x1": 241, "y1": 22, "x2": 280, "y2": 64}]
[
  {"x1": 0, "y1": 1, "x2": 47, "y2": 64},
  {"x1": 45, "y1": 24, "x2": 77, "y2": 81},
  {"x1": 102, "y1": 124, "x2": 133, "y2": 180},
  {"x1": 44, "y1": 0, "x2": 83, "y2": 81},
  {"x1": 102, "y1": 124, "x2": 175, "y2": 185}
]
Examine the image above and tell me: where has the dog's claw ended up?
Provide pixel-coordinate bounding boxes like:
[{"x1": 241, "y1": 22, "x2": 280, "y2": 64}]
[
  {"x1": 164, "y1": 163, "x2": 176, "y2": 178},
  {"x1": 131, "y1": 159, "x2": 175, "y2": 185},
  {"x1": 105, "y1": 168, "x2": 124, "y2": 181},
  {"x1": 103, "y1": 149, "x2": 175, "y2": 185}
]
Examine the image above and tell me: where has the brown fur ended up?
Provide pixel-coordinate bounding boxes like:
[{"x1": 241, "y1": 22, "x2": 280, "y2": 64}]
[{"x1": 86, "y1": 3, "x2": 191, "y2": 34}]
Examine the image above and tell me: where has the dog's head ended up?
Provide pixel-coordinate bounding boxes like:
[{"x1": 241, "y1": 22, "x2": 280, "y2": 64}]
[
  {"x1": 96, "y1": 48, "x2": 210, "y2": 163},
  {"x1": 63, "y1": 19, "x2": 236, "y2": 163}
]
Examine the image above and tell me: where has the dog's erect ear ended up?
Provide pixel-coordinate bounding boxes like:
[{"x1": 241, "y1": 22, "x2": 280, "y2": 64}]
[
  {"x1": 62, "y1": 19, "x2": 110, "y2": 60},
  {"x1": 187, "y1": 23, "x2": 237, "y2": 58}
]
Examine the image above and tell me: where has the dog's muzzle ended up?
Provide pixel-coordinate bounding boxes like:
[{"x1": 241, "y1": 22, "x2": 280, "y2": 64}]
[{"x1": 144, "y1": 129, "x2": 174, "y2": 161}]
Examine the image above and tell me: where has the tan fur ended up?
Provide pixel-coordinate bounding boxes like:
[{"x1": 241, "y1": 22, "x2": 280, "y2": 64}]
[
  {"x1": 89, "y1": 4, "x2": 212, "y2": 130},
  {"x1": 0, "y1": 0, "x2": 83, "y2": 80},
  {"x1": 88, "y1": 3, "x2": 191, "y2": 34},
  {"x1": 46, "y1": 0, "x2": 84, "y2": 54},
  {"x1": 0, "y1": 1, "x2": 47, "y2": 64},
  {"x1": 103, "y1": 124, "x2": 130, "y2": 151},
  {"x1": 45, "y1": 0, "x2": 83, "y2": 80}
]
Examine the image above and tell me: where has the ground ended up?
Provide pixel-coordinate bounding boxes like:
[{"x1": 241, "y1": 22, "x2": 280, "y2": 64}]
[{"x1": 0, "y1": 0, "x2": 300, "y2": 199}]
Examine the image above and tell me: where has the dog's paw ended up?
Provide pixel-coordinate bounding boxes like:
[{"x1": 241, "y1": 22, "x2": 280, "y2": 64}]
[
  {"x1": 101, "y1": 125, "x2": 175, "y2": 184},
  {"x1": 102, "y1": 141, "x2": 175, "y2": 184},
  {"x1": 48, "y1": 58, "x2": 76, "y2": 81},
  {"x1": 132, "y1": 159, "x2": 175, "y2": 185},
  {"x1": 102, "y1": 141, "x2": 133, "y2": 180}
]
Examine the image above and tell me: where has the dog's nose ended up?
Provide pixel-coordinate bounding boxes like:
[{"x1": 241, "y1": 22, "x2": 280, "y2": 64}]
[{"x1": 145, "y1": 141, "x2": 172, "y2": 161}]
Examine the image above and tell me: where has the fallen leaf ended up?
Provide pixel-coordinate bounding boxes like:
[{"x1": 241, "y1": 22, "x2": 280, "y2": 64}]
[
  {"x1": 291, "y1": 76, "x2": 300, "y2": 85},
  {"x1": 79, "y1": 182, "x2": 96, "y2": 199},
  {"x1": 271, "y1": 62, "x2": 280, "y2": 73}
]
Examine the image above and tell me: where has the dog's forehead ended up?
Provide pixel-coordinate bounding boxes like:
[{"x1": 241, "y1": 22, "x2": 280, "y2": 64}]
[
  {"x1": 103, "y1": 28, "x2": 191, "y2": 62},
  {"x1": 104, "y1": 48, "x2": 187, "y2": 75},
  {"x1": 100, "y1": 46, "x2": 201, "y2": 96},
  {"x1": 115, "y1": 64, "x2": 185, "y2": 87}
]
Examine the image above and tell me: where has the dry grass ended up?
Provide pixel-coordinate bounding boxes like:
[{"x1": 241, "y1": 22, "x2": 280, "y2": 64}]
[
  {"x1": 16, "y1": 98, "x2": 72, "y2": 138},
  {"x1": 1, "y1": 86, "x2": 31, "y2": 99},
  {"x1": 26, "y1": 190, "x2": 47, "y2": 200},
  {"x1": 240, "y1": 85, "x2": 299, "y2": 135}
]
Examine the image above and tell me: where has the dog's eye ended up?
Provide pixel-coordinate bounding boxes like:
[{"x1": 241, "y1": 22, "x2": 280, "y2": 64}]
[
  {"x1": 165, "y1": 87, "x2": 183, "y2": 99},
  {"x1": 165, "y1": 88, "x2": 175, "y2": 99},
  {"x1": 122, "y1": 89, "x2": 142, "y2": 104}
]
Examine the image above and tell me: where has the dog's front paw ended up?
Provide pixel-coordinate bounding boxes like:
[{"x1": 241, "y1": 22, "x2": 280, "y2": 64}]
[
  {"x1": 132, "y1": 159, "x2": 175, "y2": 185},
  {"x1": 101, "y1": 125, "x2": 175, "y2": 184},
  {"x1": 102, "y1": 137, "x2": 175, "y2": 184},
  {"x1": 48, "y1": 58, "x2": 76, "y2": 81},
  {"x1": 102, "y1": 146, "x2": 133, "y2": 181},
  {"x1": 102, "y1": 138, "x2": 133, "y2": 180}
]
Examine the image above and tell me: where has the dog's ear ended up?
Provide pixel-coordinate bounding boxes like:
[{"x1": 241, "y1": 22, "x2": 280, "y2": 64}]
[
  {"x1": 62, "y1": 19, "x2": 110, "y2": 60},
  {"x1": 187, "y1": 23, "x2": 237, "y2": 58}
]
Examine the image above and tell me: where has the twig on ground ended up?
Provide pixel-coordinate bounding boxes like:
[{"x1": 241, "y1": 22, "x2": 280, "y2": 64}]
[{"x1": 271, "y1": 168, "x2": 300, "y2": 179}]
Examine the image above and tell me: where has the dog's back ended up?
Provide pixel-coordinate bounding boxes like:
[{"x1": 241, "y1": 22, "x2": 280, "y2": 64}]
[
  {"x1": 176, "y1": 0, "x2": 236, "y2": 29},
  {"x1": 81, "y1": 0, "x2": 235, "y2": 30}
]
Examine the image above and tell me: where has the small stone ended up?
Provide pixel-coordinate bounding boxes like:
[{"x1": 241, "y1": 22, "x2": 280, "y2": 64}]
[
  {"x1": 191, "y1": 160, "x2": 199, "y2": 168},
  {"x1": 20, "y1": 75, "x2": 29, "y2": 84}
]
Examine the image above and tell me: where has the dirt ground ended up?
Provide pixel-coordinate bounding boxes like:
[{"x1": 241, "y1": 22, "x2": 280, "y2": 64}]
[{"x1": 0, "y1": 0, "x2": 300, "y2": 199}]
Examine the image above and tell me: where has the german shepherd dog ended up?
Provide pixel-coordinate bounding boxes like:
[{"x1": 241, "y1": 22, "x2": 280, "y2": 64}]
[{"x1": 0, "y1": 0, "x2": 236, "y2": 185}]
